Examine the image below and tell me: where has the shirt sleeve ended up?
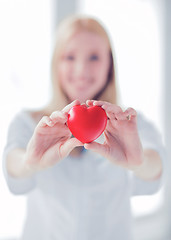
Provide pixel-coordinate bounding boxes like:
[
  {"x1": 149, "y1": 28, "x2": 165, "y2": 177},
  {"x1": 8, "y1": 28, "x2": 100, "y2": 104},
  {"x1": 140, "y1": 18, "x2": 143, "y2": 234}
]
[
  {"x1": 130, "y1": 113, "x2": 167, "y2": 196},
  {"x1": 2, "y1": 111, "x2": 36, "y2": 195}
]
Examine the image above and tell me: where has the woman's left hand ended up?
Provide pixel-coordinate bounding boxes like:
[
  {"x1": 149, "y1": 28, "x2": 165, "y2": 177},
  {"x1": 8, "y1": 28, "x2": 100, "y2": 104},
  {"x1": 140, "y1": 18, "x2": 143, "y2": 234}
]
[{"x1": 84, "y1": 100, "x2": 144, "y2": 170}]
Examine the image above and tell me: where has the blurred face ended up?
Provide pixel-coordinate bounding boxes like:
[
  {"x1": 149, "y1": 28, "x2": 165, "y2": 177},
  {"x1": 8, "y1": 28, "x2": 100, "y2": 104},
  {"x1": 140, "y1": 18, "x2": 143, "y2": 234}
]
[{"x1": 58, "y1": 31, "x2": 111, "y2": 103}]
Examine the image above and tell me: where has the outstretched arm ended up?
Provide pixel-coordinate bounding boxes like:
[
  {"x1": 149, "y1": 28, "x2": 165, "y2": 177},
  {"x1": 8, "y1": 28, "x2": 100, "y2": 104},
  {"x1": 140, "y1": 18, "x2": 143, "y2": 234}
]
[
  {"x1": 6, "y1": 100, "x2": 83, "y2": 178},
  {"x1": 131, "y1": 149, "x2": 162, "y2": 180},
  {"x1": 85, "y1": 100, "x2": 162, "y2": 181}
]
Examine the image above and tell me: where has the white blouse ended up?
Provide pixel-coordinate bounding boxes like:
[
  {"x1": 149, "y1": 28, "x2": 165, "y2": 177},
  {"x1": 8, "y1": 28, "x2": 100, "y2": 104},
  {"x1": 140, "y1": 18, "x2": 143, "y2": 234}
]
[{"x1": 2, "y1": 110, "x2": 166, "y2": 240}]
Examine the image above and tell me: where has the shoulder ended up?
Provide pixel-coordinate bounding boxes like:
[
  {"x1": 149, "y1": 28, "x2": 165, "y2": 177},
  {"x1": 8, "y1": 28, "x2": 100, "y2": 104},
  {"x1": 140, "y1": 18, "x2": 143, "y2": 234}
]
[
  {"x1": 136, "y1": 111, "x2": 165, "y2": 154},
  {"x1": 11, "y1": 108, "x2": 46, "y2": 127},
  {"x1": 137, "y1": 111, "x2": 153, "y2": 128},
  {"x1": 10, "y1": 110, "x2": 35, "y2": 127},
  {"x1": 136, "y1": 111, "x2": 160, "y2": 135},
  {"x1": 7, "y1": 109, "x2": 39, "y2": 135}
]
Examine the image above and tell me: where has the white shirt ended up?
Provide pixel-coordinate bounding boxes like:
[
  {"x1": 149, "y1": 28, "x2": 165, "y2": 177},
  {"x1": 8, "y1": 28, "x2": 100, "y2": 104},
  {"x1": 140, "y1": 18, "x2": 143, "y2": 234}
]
[{"x1": 2, "y1": 110, "x2": 166, "y2": 240}]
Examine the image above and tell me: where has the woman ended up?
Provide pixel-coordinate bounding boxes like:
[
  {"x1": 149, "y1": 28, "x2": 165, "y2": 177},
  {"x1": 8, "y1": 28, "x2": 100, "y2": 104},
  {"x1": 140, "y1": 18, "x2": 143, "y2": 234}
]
[{"x1": 3, "y1": 15, "x2": 165, "y2": 240}]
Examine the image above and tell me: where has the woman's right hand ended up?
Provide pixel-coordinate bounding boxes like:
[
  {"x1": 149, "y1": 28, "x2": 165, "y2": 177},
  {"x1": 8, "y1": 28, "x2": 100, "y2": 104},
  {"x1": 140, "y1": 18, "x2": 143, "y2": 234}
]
[{"x1": 24, "y1": 100, "x2": 83, "y2": 172}]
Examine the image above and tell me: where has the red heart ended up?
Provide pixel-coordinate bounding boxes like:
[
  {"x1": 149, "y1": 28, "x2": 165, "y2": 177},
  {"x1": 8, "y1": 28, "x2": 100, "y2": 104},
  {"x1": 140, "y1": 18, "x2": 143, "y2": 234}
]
[{"x1": 67, "y1": 105, "x2": 107, "y2": 143}]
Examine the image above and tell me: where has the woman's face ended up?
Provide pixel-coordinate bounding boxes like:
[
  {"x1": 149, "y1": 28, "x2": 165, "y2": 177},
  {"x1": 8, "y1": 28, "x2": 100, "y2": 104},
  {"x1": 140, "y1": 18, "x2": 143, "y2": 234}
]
[{"x1": 58, "y1": 31, "x2": 111, "y2": 103}]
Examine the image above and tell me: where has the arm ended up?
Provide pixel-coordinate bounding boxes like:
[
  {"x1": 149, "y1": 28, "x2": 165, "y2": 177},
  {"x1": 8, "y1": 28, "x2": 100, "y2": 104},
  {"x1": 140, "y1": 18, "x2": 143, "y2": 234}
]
[
  {"x1": 85, "y1": 100, "x2": 164, "y2": 182},
  {"x1": 5, "y1": 100, "x2": 83, "y2": 179},
  {"x1": 131, "y1": 149, "x2": 162, "y2": 181},
  {"x1": 6, "y1": 149, "x2": 36, "y2": 178}
]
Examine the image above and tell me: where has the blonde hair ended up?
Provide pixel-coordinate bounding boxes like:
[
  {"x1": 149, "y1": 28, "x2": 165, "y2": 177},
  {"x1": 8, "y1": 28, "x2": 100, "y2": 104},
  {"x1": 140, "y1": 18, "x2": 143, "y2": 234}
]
[{"x1": 50, "y1": 15, "x2": 117, "y2": 110}]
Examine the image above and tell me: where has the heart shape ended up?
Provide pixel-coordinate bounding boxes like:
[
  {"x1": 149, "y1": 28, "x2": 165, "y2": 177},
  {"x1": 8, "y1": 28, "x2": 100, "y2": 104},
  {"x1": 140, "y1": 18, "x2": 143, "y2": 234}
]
[{"x1": 67, "y1": 105, "x2": 107, "y2": 143}]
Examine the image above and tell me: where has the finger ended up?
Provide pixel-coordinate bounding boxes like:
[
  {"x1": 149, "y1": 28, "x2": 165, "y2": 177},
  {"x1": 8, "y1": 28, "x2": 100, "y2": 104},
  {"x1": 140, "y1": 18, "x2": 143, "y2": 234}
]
[
  {"x1": 84, "y1": 141, "x2": 107, "y2": 157},
  {"x1": 50, "y1": 111, "x2": 68, "y2": 124},
  {"x1": 92, "y1": 100, "x2": 110, "y2": 107},
  {"x1": 81, "y1": 103, "x2": 87, "y2": 107},
  {"x1": 123, "y1": 108, "x2": 137, "y2": 121},
  {"x1": 91, "y1": 100, "x2": 123, "y2": 114},
  {"x1": 86, "y1": 100, "x2": 110, "y2": 107},
  {"x1": 86, "y1": 99, "x2": 95, "y2": 106},
  {"x1": 108, "y1": 107, "x2": 137, "y2": 121},
  {"x1": 114, "y1": 112, "x2": 132, "y2": 121},
  {"x1": 62, "y1": 99, "x2": 81, "y2": 113},
  {"x1": 60, "y1": 137, "x2": 84, "y2": 158},
  {"x1": 102, "y1": 104, "x2": 123, "y2": 115},
  {"x1": 102, "y1": 106, "x2": 123, "y2": 122},
  {"x1": 91, "y1": 100, "x2": 115, "y2": 108},
  {"x1": 87, "y1": 100, "x2": 124, "y2": 120},
  {"x1": 124, "y1": 107, "x2": 137, "y2": 117},
  {"x1": 36, "y1": 116, "x2": 53, "y2": 128},
  {"x1": 105, "y1": 112, "x2": 117, "y2": 121}
]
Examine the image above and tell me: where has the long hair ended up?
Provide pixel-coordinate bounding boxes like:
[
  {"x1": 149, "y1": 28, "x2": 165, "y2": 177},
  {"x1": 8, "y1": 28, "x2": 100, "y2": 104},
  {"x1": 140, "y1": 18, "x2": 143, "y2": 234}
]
[{"x1": 50, "y1": 15, "x2": 118, "y2": 110}]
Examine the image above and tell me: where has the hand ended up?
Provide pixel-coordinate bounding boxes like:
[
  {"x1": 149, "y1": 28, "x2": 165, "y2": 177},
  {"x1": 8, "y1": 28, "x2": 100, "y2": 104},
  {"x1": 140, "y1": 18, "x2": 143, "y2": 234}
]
[
  {"x1": 84, "y1": 100, "x2": 144, "y2": 170},
  {"x1": 24, "y1": 100, "x2": 83, "y2": 171}
]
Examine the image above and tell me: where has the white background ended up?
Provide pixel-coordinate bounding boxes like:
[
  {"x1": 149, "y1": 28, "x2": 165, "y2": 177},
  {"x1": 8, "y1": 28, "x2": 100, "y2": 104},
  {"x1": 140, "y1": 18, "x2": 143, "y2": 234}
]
[{"x1": 0, "y1": 0, "x2": 165, "y2": 238}]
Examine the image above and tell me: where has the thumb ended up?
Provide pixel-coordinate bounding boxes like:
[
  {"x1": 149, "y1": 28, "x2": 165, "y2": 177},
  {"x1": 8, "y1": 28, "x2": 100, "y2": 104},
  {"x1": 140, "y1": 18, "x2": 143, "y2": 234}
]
[
  {"x1": 84, "y1": 141, "x2": 107, "y2": 157},
  {"x1": 60, "y1": 138, "x2": 83, "y2": 158}
]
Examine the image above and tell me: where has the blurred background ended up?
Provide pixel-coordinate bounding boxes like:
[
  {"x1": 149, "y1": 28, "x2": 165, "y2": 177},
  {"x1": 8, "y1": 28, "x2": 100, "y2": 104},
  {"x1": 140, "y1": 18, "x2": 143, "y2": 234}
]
[{"x1": 0, "y1": 0, "x2": 171, "y2": 239}]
